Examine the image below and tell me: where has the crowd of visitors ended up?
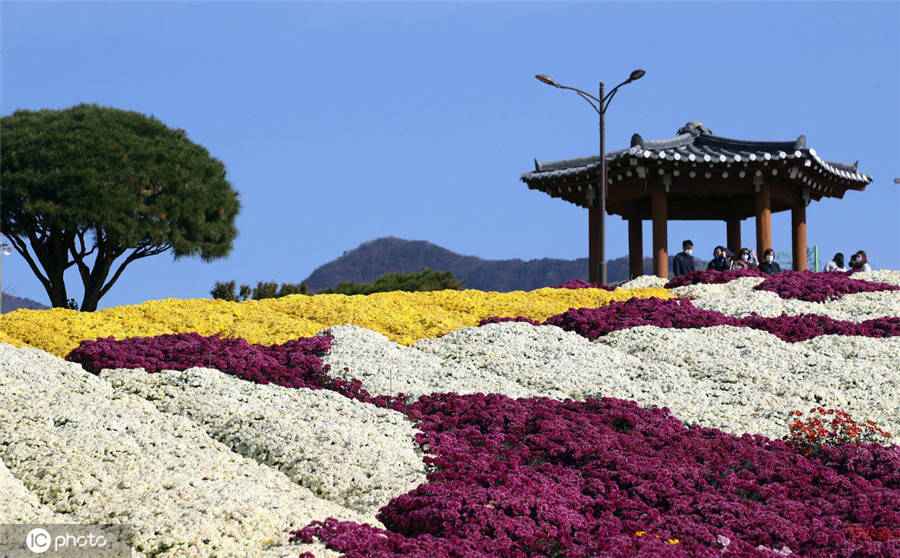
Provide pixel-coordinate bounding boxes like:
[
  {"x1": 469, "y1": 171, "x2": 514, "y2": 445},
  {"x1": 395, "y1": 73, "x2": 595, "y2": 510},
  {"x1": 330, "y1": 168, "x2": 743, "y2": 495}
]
[
  {"x1": 667, "y1": 241, "x2": 873, "y2": 277},
  {"x1": 823, "y1": 251, "x2": 871, "y2": 272}
]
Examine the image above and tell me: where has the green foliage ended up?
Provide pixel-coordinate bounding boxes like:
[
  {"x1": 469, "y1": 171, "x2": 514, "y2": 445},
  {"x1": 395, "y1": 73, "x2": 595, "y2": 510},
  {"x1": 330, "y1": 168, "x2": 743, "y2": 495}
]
[
  {"x1": 1, "y1": 104, "x2": 240, "y2": 311},
  {"x1": 210, "y1": 280, "x2": 309, "y2": 301},
  {"x1": 210, "y1": 280, "x2": 241, "y2": 302},
  {"x1": 318, "y1": 268, "x2": 464, "y2": 295}
]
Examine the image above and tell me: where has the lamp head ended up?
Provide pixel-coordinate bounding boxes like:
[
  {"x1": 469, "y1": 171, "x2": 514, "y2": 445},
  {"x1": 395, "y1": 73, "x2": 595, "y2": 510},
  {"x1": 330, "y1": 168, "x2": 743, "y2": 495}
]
[
  {"x1": 1, "y1": 244, "x2": 11, "y2": 256},
  {"x1": 535, "y1": 74, "x2": 558, "y2": 87},
  {"x1": 627, "y1": 69, "x2": 646, "y2": 83}
]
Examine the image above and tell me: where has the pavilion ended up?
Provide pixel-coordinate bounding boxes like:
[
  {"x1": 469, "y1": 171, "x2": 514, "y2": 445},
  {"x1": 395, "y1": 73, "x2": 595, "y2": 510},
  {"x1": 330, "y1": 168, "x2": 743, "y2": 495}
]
[{"x1": 521, "y1": 122, "x2": 872, "y2": 280}]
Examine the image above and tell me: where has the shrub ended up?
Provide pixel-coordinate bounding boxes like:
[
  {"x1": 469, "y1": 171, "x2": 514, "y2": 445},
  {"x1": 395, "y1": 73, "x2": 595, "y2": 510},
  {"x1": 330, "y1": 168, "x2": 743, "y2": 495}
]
[
  {"x1": 210, "y1": 280, "x2": 308, "y2": 301},
  {"x1": 318, "y1": 268, "x2": 464, "y2": 295},
  {"x1": 785, "y1": 407, "x2": 894, "y2": 457}
]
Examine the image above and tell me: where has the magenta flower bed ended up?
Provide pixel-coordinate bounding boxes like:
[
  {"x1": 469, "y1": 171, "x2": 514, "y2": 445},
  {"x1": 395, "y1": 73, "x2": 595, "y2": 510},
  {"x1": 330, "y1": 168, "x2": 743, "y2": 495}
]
[
  {"x1": 64, "y1": 332, "x2": 900, "y2": 556},
  {"x1": 66, "y1": 332, "x2": 416, "y2": 413},
  {"x1": 543, "y1": 298, "x2": 739, "y2": 340},
  {"x1": 740, "y1": 313, "x2": 900, "y2": 342},
  {"x1": 479, "y1": 297, "x2": 900, "y2": 342},
  {"x1": 665, "y1": 269, "x2": 899, "y2": 302},
  {"x1": 549, "y1": 279, "x2": 616, "y2": 291},
  {"x1": 292, "y1": 394, "x2": 900, "y2": 557},
  {"x1": 754, "y1": 270, "x2": 900, "y2": 302},
  {"x1": 479, "y1": 316, "x2": 542, "y2": 326},
  {"x1": 67, "y1": 332, "x2": 357, "y2": 400},
  {"x1": 665, "y1": 269, "x2": 765, "y2": 288}
]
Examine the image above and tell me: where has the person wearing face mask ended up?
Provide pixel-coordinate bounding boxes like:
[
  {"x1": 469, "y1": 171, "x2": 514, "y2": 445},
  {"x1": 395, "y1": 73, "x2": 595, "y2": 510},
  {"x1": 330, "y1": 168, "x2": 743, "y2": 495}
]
[
  {"x1": 849, "y1": 250, "x2": 872, "y2": 272},
  {"x1": 673, "y1": 240, "x2": 696, "y2": 277},
  {"x1": 758, "y1": 248, "x2": 781, "y2": 274},
  {"x1": 730, "y1": 247, "x2": 758, "y2": 270},
  {"x1": 707, "y1": 245, "x2": 730, "y2": 271}
]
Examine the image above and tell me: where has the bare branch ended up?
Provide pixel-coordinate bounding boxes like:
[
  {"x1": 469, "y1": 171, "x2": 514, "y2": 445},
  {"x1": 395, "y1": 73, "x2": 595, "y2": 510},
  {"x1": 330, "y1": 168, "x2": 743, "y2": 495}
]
[
  {"x1": 4, "y1": 233, "x2": 52, "y2": 291},
  {"x1": 24, "y1": 226, "x2": 52, "y2": 272},
  {"x1": 97, "y1": 245, "x2": 161, "y2": 299},
  {"x1": 73, "y1": 227, "x2": 98, "y2": 259}
]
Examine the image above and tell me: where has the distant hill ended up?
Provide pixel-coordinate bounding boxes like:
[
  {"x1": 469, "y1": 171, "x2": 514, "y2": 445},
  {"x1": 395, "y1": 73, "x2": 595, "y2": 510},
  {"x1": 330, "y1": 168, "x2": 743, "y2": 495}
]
[
  {"x1": 303, "y1": 237, "x2": 705, "y2": 293},
  {"x1": 1, "y1": 293, "x2": 49, "y2": 313}
]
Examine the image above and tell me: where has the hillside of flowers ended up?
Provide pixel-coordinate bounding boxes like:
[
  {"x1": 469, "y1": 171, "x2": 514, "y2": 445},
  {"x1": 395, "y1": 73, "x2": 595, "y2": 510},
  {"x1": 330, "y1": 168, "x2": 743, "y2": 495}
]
[
  {"x1": 1, "y1": 271, "x2": 898, "y2": 557},
  {"x1": 480, "y1": 297, "x2": 900, "y2": 342},
  {"x1": 0, "y1": 286, "x2": 668, "y2": 357},
  {"x1": 666, "y1": 269, "x2": 900, "y2": 303}
]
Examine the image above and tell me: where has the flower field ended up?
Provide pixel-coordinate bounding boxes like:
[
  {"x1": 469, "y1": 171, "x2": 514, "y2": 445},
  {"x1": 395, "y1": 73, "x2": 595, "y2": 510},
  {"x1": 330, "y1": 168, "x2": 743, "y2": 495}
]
[{"x1": 0, "y1": 272, "x2": 898, "y2": 557}]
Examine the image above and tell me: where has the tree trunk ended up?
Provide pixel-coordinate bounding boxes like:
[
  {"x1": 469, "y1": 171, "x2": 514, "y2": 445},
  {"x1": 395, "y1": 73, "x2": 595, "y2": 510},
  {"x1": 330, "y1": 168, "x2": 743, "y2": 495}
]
[
  {"x1": 80, "y1": 278, "x2": 106, "y2": 312},
  {"x1": 46, "y1": 274, "x2": 69, "y2": 308},
  {"x1": 78, "y1": 238, "x2": 121, "y2": 312},
  {"x1": 42, "y1": 229, "x2": 71, "y2": 308}
]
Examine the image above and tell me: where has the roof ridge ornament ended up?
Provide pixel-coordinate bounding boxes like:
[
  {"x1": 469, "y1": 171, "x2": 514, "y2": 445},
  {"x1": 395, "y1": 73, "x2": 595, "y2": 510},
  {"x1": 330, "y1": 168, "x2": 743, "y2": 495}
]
[
  {"x1": 794, "y1": 135, "x2": 807, "y2": 150},
  {"x1": 631, "y1": 133, "x2": 644, "y2": 147},
  {"x1": 677, "y1": 121, "x2": 712, "y2": 136}
]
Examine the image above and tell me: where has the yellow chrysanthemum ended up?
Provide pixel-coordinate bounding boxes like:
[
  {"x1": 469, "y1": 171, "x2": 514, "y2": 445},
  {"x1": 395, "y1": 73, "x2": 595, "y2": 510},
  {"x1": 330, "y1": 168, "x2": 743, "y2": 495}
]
[{"x1": 0, "y1": 287, "x2": 671, "y2": 357}]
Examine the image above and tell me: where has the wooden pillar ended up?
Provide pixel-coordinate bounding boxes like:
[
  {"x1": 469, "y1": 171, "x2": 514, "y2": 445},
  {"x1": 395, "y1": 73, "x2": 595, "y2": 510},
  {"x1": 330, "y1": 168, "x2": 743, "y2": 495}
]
[
  {"x1": 628, "y1": 217, "x2": 643, "y2": 279},
  {"x1": 651, "y1": 176, "x2": 668, "y2": 279},
  {"x1": 792, "y1": 203, "x2": 807, "y2": 271},
  {"x1": 754, "y1": 175, "x2": 771, "y2": 257},
  {"x1": 726, "y1": 218, "x2": 741, "y2": 254},
  {"x1": 588, "y1": 196, "x2": 600, "y2": 283}
]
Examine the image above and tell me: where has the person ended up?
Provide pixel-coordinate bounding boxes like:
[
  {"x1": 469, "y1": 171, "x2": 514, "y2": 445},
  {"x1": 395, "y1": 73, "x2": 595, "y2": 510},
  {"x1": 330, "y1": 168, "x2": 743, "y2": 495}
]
[
  {"x1": 758, "y1": 248, "x2": 781, "y2": 274},
  {"x1": 707, "y1": 245, "x2": 730, "y2": 271},
  {"x1": 730, "y1": 247, "x2": 758, "y2": 270},
  {"x1": 672, "y1": 240, "x2": 695, "y2": 277},
  {"x1": 823, "y1": 253, "x2": 847, "y2": 272},
  {"x1": 849, "y1": 250, "x2": 872, "y2": 272}
]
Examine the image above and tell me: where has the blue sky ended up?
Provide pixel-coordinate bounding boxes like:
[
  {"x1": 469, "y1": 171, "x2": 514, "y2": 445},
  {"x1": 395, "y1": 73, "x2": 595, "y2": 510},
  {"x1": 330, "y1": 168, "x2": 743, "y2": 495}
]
[{"x1": 2, "y1": 1, "x2": 898, "y2": 309}]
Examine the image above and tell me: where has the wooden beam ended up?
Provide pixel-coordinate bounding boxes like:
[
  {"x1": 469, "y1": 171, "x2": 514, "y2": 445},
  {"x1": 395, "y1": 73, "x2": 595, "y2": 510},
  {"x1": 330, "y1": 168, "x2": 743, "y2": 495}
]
[
  {"x1": 792, "y1": 204, "x2": 807, "y2": 271},
  {"x1": 769, "y1": 179, "x2": 804, "y2": 211},
  {"x1": 610, "y1": 198, "x2": 756, "y2": 221},
  {"x1": 651, "y1": 177, "x2": 668, "y2": 279},
  {"x1": 754, "y1": 177, "x2": 772, "y2": 256},
  {"x1": 628, "y1": 218, "x2": 643, "y2": 279},
  {"x1": 726, "y1": 218, "x2": 741, "y2": 254},
  {"x1": 668, "y1": 180, "x2": 754, "y2": 198},
  {"x1": 607, "y1": 183, "x2": 649, "y2": 206}
]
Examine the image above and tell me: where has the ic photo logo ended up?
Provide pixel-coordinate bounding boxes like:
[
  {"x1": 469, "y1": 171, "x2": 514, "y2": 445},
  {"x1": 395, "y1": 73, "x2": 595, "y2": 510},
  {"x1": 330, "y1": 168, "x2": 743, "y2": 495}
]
[
  {"x1": 24, "y1": 526, "x2": 109, "y2": 554},
  {"x1": 25, "y1": 528, "x2": 51, "y2": 553}
]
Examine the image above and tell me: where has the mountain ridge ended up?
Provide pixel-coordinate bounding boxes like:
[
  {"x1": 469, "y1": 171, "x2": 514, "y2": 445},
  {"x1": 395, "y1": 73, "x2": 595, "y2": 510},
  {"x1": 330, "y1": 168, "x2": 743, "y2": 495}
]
[
  {"x1": 1, "y1": 292, "x2": 50, "y2": 314},
  {"x1": 303, "y1": 237, "x2": 700, "y2": 292}
]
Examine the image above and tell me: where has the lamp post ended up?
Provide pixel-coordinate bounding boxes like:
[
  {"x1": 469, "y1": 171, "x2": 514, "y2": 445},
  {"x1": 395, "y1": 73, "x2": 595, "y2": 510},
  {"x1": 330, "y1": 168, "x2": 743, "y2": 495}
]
[
  {"x1": 0, "y1": 242, "x2": 10, "y2": 313},
  {"x1": 535, "y1": 69, "x2": 645, "y2": 285}
]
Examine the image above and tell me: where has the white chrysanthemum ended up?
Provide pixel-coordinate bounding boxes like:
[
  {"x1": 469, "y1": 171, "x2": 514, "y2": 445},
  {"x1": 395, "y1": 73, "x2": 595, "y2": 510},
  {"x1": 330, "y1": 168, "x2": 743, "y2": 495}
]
[
  {"x1": 617, "y1": 275, "x2": 669, "y2": 290},
  {"x1": 854, "y1": 269, "x2": 900, "y2": 287},
  {"x1": 0, "y1": 343, "x2": 366, "y2": 558},
  {"x1": 103, "y1": 365, "x2": 426, "y2": 519},
  {"x1": 674, "y1": 277, "x2": 900, "y2": 321}
]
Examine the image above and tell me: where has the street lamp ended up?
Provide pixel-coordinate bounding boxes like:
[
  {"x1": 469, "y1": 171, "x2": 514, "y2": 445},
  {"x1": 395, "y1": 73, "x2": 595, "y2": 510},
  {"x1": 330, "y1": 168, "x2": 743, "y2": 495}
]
[
  {"x1": 535, "y1": 69, "x2": 645, "y2": 285},
  {"x1": 0, "y1": 242, "x2": 9, "y2": 313}
]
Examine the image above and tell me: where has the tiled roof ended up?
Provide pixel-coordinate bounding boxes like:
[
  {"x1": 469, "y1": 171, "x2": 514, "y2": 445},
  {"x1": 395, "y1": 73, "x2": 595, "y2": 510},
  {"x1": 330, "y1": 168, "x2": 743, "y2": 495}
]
[{"x1": 522, "y1": 122, "x2": 872, "y2": 186}]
